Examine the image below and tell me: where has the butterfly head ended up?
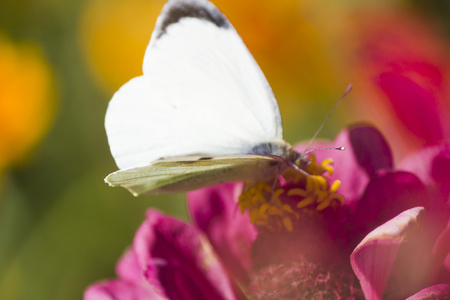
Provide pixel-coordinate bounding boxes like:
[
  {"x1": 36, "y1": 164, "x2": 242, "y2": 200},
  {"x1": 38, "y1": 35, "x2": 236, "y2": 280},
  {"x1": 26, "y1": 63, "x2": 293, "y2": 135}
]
[{"x1": 292, "y1": 151, "x2": 311, "y2": 171}]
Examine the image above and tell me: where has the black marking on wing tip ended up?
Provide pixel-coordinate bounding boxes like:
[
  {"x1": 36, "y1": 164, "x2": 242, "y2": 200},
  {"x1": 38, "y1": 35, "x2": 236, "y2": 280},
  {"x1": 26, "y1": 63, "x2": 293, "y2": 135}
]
[
  {"x1": 198, "y1": 156, "x2": 213, "y2": 160},
  {"x1": 157, "y1": 0, "x2": 229, "y2": 38}
]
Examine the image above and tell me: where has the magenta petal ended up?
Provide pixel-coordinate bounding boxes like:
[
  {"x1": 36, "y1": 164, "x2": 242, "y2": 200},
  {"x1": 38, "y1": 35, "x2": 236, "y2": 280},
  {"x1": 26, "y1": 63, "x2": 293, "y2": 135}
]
[
  {"x1": 347, "y1": 124, "x2": 394, "y2": 176},
  {"x1": 377, "y1": 72, "x2": 443, "y2": 144},
  {"x1": 430, "y1": 145, "x2": 450, "y2": 189},
  {"x1": 356, "y1": 170, "x2": 427, "y2": 235},
  {"x1": 399, "y1": 144, "x2": 450, "y2": 249},
  {"x1": 433, "y1": 220, "x2": 450, "y2": 272},
  {"x1": 351, "y1": 207, "x2": 425, "y2": 300},
  {"x1": 400, "y1": 142, "x2": 450, "y2": 199},
  {"x1": 84, "y1": 280, "x2": 165, "y2": 300},
  {"x1": 187, "y1": 183, "x2": 256, "y2": 284},
  {"x1": 405, "y1": 284, "x2": 450, "y2": 300},
  {"x1": 133, "y1": 210, "x2": 238, "y2": 300}
]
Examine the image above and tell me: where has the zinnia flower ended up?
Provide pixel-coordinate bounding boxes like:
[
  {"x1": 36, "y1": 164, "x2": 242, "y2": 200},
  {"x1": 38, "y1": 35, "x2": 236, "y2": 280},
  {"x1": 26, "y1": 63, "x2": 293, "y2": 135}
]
[
  {"x1": 85, "y1": 124, "x2": 450, "y2": 299},
  {"x1": 345, "y1": 9, "x2": 450, "y2": 159}
]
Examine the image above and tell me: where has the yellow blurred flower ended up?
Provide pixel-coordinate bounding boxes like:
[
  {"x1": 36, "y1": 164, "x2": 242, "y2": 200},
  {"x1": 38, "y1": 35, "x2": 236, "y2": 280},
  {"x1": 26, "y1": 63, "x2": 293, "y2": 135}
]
[
  {"x1": 0, "y1": 34, "x2": 55, "y2": 172},
  {"x1": 79, "y1": 0, "x2": 165, "y2": 94}
]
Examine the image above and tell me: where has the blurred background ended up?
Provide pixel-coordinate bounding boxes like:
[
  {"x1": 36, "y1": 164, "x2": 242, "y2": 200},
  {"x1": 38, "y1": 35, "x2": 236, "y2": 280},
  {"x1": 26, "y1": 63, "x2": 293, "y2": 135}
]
[{"x1": 0, "y1": 0, "x2": 449, "y2": 299}]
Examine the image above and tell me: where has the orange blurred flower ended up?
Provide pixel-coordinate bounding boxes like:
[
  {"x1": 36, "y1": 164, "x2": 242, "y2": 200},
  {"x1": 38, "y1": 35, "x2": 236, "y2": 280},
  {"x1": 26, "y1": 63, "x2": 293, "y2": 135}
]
[{"x1": 0, "y1": 34, "x2": 55, "y2": 173}]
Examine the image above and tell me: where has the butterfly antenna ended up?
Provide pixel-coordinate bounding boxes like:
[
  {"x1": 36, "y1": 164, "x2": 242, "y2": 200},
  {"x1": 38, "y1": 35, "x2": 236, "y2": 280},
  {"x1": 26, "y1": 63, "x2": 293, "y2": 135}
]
[
  {"x1": 303, "y1": 146, "x2": 345, "y2": 156},
  {"x1": 302, "y1": 84, "x2": 352, "y2": 156}
]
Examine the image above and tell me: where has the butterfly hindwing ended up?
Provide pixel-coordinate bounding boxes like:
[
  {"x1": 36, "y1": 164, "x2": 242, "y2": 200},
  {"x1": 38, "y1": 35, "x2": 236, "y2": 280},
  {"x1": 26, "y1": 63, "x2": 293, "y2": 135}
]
[{"x1": 105, "y1": 155, "x2": 284, "y2": 196}]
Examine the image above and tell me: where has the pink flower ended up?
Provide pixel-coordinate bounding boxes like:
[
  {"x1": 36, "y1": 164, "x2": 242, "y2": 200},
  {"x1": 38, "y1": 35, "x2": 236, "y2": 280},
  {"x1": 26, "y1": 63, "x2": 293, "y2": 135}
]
[
  {"x1": 348, "y1": 10, "x2": 450, "y2": 159},
  {"x1": 85, "y1": 124, "x2": 450, "y2": 299},
  {"x1": 84, "y1": 209, "x2": 243, "y2": 300}
]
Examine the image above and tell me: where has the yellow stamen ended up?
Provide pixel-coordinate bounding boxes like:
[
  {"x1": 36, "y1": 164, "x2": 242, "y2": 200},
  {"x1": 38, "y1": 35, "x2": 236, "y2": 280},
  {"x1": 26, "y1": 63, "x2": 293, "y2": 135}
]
[
  {"x1": 317, "y1": 198, "x2": 331, "y2": 211},
  {"x1": 271, "y1": 189, "x2": 284, "y2": 202},
  {"x1": 321, "y1": 158, "x2": 335, "y2": 176},
  {"x1": 238, "y1": 154, "x2": 345, "y2": 232},
  {"x1": 249, "y1": 210, "x2": 259, "y2": 224},
  {"x1": 281, "y1": 204, "x2": 296, "y2": 214},
  {"x1": 259, "y1": 203, "x2": 270, "y2": 214},
  {"x1": 316, "y1": 191, "x2": 327, "y2": 203},
  {"x1": 267, "y1": 206, "x2": 282, "y2": 216},
  {"x1": 287, "y1": 188, "x2": 308, "y2": 197},
  {"x1": 313, "y1": 175, "x2": 327, "y2": 189},
  {"x1": 283, "y1": 217, "x2": 293, "y2": 232},
  {"x1": 330, "y1": 180, "x2": 341, "y2": 192},
  {"x1": 297, "y1": 197, "x2": 314, "y2": 208}
]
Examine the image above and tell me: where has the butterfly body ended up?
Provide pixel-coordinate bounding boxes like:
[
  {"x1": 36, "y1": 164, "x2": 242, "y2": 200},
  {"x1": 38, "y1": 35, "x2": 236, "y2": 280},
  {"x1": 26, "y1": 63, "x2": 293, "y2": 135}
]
[{"x1": 105, "y1": 0, "x2": 303, "y2": 195}]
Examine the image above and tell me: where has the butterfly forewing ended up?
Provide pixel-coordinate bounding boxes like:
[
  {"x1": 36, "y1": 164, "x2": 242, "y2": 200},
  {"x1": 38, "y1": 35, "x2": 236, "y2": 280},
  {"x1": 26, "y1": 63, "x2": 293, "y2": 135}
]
[{"x1": 105, "y1": 0, "x2": 283, "y2": 171}]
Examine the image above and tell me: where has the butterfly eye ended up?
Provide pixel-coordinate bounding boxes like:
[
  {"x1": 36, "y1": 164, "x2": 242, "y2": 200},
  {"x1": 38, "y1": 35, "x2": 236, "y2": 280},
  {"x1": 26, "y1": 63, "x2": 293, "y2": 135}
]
[{"x1": 295, "y1": 155, "x2": 311, "y2": 170}]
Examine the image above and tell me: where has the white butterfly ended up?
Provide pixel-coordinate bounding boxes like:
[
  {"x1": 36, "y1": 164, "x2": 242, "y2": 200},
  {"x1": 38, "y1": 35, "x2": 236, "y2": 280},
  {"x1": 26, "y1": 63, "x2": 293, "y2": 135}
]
[{"x1": 105, "y1": 0, "x2": 306, "y2": 196}]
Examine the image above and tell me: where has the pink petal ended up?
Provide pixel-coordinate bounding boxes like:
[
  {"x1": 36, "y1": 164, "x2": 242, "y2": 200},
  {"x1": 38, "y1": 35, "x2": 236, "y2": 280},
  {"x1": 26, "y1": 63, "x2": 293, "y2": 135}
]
[
  {"x1": 116, "y1": 248, "x2": 143, "y2": 282},
  {"x1": 133, "y1": 210, "x2": 239, "y2": 300},
  {"x1": 405, "y1": 284, "x2": 450, "y2": 300},
  {"x1": 377, "y1": 72, "x2": 444, "y2": 145},
  {"x1": 187, "y1": 183, "x2": 256, "y2": 284},
  {"x1": 351, "y1": 207, "x2": 425, "y2": 300},
  {"x1": 84, "y1": 280, "x2": 165, "y2": 300}
]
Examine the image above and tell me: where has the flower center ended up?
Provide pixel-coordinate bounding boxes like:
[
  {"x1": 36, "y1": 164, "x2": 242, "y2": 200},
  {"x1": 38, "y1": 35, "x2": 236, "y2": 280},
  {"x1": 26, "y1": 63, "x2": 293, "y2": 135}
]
[
  {"x1": 238, "y1": 154, "x2": 344, "y2": 232},
  {"x1": 247, "y1": 260, "x2": 364, "y2": 300}
]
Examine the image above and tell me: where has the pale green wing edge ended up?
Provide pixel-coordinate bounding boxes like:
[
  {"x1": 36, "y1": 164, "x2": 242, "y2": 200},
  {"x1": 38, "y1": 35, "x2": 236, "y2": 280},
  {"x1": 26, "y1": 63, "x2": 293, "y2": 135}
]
[{"x1": 105, "y1": 155, "x2": 284, "y2": 196}]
